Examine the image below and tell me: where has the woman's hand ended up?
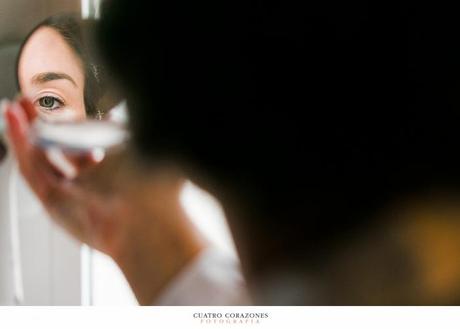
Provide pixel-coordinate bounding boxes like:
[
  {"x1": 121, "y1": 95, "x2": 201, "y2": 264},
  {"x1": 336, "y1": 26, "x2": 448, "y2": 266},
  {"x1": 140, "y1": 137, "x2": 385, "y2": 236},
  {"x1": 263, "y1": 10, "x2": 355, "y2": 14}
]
[
  {"x1": 5, "y1": 97, "x2": 207, "y2": 304},
  {"x1": 4, "y1": 97, "x2": 119, "y2": 254}
]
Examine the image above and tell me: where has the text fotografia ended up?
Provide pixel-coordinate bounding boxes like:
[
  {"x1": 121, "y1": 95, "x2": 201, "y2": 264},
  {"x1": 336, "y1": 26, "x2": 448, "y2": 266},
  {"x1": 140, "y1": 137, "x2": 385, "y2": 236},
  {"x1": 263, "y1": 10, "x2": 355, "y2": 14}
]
[{"x1": 193, "y1": 312, "x2": 269, "y2": 325}]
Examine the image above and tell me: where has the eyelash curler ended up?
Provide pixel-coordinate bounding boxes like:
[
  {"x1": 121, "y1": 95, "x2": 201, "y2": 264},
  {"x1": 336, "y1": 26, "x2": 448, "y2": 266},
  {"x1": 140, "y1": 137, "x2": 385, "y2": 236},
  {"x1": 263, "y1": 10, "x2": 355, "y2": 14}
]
[{"x1": 2, "y1": 99, "x2": 129, "y2": 179}]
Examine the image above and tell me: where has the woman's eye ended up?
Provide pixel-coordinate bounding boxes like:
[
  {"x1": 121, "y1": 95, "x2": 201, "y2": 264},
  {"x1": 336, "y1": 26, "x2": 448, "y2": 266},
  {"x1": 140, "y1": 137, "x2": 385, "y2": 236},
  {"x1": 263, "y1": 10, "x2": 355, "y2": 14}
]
[{"x1": 38, "y1": 96, "x2": 64, "y2": 110}]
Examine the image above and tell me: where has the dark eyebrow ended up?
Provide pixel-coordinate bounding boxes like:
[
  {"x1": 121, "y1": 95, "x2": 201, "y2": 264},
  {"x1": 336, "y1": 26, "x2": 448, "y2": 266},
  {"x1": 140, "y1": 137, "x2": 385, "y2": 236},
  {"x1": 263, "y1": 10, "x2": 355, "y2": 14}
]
[{"x1": 31, "y1": 72, "x2": 77, "y2": 87}]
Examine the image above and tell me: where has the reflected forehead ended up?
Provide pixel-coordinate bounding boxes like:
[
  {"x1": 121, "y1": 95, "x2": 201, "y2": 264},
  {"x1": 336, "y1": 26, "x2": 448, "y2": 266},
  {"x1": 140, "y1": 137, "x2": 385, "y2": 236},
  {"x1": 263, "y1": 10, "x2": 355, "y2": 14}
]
[{"x1": 18, "y1": 26, "x2": 84, "y2": 89}]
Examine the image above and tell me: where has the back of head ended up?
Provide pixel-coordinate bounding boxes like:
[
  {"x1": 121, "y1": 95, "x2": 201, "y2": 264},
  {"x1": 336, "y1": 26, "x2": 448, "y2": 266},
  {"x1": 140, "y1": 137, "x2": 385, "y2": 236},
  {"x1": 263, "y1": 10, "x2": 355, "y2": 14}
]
[{"x1": 97, "y1": 0, "x2": 460, "y2": 303}]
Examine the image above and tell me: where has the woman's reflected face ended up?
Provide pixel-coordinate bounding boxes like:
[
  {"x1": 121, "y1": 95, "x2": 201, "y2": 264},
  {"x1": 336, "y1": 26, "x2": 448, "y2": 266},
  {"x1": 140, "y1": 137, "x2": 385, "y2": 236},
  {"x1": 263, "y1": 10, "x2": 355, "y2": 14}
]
[{"x1": 17, "y1": 26, "x2": 86, "y2": 120}]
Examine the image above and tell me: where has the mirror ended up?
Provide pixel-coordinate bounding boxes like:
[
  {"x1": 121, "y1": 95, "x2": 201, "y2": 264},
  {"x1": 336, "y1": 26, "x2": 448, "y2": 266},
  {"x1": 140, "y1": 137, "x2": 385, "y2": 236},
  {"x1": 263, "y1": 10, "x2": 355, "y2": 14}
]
[{"x1": 14, "y1": 14, "x2": 126, "y2": 152}]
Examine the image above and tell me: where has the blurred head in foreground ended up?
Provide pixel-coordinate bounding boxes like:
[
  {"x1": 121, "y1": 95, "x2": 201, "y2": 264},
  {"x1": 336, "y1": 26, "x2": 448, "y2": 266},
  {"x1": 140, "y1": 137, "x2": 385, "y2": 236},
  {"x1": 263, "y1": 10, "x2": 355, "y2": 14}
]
[{"x1": 97, "y1": 0, "x2": 460, "y2": 304}]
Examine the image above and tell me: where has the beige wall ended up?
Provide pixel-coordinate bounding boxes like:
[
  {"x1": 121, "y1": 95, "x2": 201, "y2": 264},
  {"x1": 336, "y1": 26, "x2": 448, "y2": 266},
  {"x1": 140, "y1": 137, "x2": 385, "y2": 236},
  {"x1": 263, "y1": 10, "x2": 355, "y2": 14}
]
[{"x1": 0, "y1": 0, "x2": 80, "y2": 43}]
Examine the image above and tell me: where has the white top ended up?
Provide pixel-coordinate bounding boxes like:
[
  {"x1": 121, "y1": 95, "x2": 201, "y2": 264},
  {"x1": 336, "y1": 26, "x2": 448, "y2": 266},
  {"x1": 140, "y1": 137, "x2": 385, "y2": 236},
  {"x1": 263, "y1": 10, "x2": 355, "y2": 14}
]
[{"x1": 154, "y1": 248, "x2": 251, "y2": 305}]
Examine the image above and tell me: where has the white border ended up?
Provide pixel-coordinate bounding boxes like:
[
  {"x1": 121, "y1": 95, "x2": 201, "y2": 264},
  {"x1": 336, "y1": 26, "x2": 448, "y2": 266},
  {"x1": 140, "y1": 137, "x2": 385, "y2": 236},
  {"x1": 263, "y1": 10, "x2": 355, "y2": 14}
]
[{"x1": 1, "y1": 307, "x2": 460, "y2": 329}]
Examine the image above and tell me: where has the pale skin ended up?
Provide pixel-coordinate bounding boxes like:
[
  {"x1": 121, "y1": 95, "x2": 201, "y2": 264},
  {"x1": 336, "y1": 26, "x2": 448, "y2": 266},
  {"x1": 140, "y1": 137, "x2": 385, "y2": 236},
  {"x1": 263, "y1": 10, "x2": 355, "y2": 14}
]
[
  {"x1": 17, "y1": 26, "x2": 86, "y2": 120},
  {"x1": 9, "y1": 26, "x2": 207, "y2": 305}
]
